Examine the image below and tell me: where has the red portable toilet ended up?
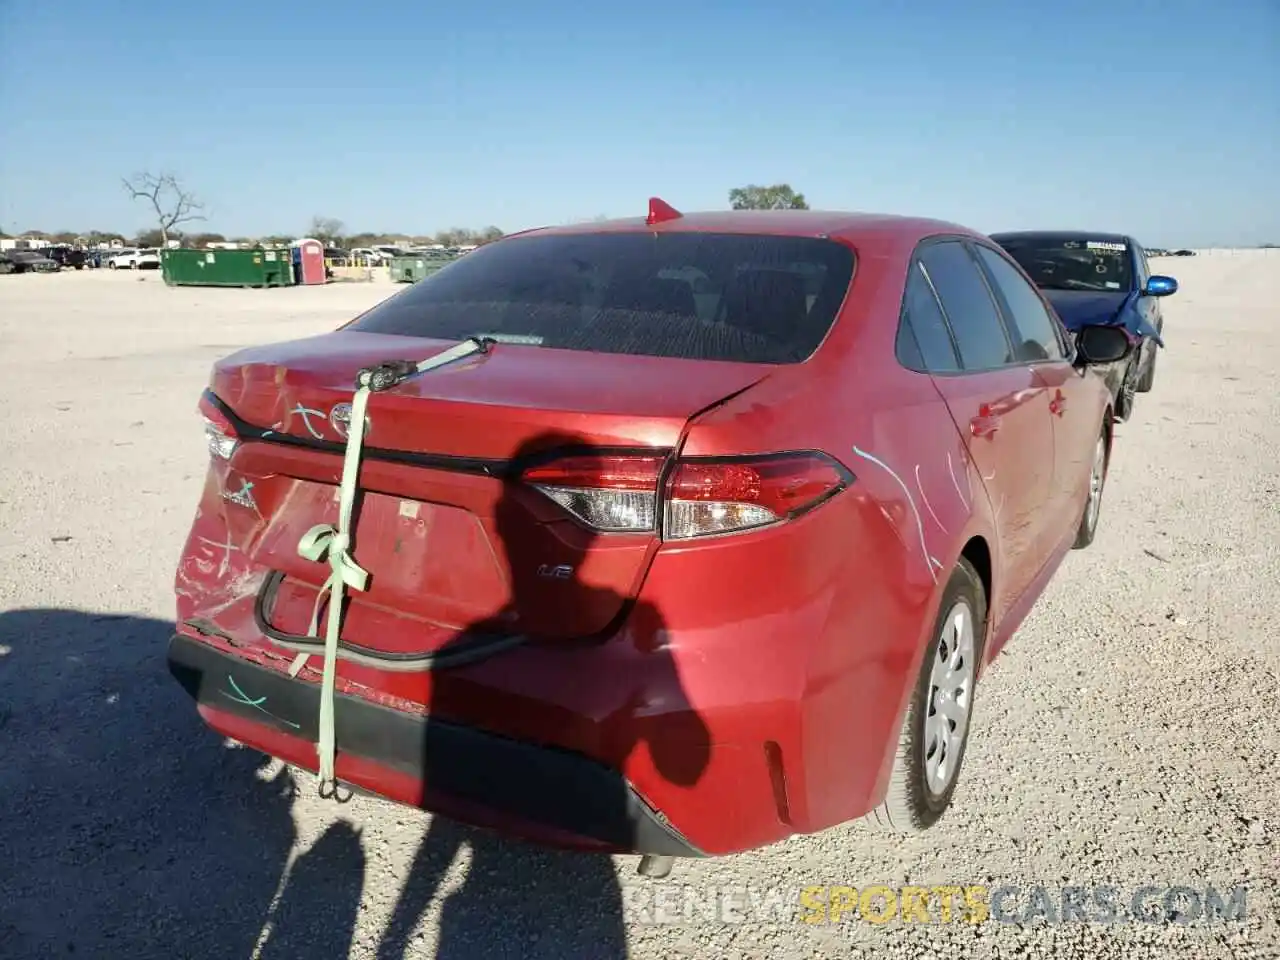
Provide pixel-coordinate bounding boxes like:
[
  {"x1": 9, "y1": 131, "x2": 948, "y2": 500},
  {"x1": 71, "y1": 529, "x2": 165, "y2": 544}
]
[{"x1": 293, "y1": 237, "x2": 326, "y2": 285}]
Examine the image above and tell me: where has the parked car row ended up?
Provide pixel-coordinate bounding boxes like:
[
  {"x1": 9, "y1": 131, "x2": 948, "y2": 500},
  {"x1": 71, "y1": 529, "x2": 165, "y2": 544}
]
[
  {"x1": 168, "y1": 199, "x2": 1171, "y2": 878},
  {"x1": 0, "y1": 245, "x2": 164, "y2": 274},
  {"x1": 330, "y1": 245, "x2": 469, "y2": 266},
  {"x1": 0, "y1": 244, "x2": 89, "y2": 273},
  {"x1": 0, "y1": 249, "x2": 62, "y2": 274}
]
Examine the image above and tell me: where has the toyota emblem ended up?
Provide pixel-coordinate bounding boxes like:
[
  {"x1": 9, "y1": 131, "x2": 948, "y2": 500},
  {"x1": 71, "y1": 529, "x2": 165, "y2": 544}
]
[{"x1": 329, "y1": 402, "x2": 370, "y2": 440}]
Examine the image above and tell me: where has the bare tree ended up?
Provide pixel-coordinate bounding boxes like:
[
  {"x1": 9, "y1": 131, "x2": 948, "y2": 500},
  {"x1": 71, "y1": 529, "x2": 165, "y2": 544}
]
[{"x1": 122, "y1": 173, "x2": 206, "y2": 247}]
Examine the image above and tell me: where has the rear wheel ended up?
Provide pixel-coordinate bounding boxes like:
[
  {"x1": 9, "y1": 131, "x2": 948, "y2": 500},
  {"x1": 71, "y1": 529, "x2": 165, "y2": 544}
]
[
  {"x1": 1136, "y1": 342, "x2": 1157, "y2": 392},
  {"x1": 1116, "y1": 359, "x2": 1139, "y2": 420},
  {"x1": 871, "y1": 557, "x2": 986, "y2": 833},
  {"x1": 1072, "y1": 428, "x2": 1109, "y2": 549}
]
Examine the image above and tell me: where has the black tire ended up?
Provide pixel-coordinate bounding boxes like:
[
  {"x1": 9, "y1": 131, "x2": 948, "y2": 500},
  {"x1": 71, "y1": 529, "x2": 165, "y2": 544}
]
[
  {"x1": 108, "y1": 261, "x2": 117, "y2": 270},
  {"x1": 1072, "y1": 425, "x2": 1109, "y2": 549},
  {"x1": 1115, "y1": 357, "x2": 1140, "y2": 421},
  {"x1": 1135, "y1": 343, "x2": 1157, "y2": 392},
  {"x1": 870, "y1": 557, "x2": 986, "y2": 833}
]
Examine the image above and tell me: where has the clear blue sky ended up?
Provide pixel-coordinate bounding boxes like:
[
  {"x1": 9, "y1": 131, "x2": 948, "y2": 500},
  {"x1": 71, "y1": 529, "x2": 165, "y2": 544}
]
[{"x1": 2, "y1": 1, "x2": 1276, "y2": 247}]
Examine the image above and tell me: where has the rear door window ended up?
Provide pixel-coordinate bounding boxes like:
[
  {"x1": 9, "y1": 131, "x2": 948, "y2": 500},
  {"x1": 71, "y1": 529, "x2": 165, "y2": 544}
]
[
  {"x1": 917, "y1": 241, "x2": 1013, "y2": 371},
  {"x1": 896, "y1": 261, "x2": 960, "y2": 373},
  {"x1": 972, "y1": 244, "x2": 1067, "y2": 362},
  {"x1": 346, "y1": 232, "x2": 856, "y2": 363}
]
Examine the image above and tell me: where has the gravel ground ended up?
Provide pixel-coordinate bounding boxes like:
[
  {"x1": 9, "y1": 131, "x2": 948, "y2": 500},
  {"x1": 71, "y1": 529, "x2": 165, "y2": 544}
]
[{"x1": 1, "y1": 258, "x2": 1276, "y2": 960}]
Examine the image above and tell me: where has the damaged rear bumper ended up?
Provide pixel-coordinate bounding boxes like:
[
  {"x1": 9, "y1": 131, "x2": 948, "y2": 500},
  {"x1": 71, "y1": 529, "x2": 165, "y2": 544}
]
[{"x1": 166, "y1": 632, "x2": 703, "y2": 857}]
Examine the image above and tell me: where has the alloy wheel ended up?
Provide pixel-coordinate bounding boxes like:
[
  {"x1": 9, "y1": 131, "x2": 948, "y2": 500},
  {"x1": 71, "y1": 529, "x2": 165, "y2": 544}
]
[
  {"x1": 924, "y1": 600, "x2": 976, "y2": 796},
  {"x1": 1085, "y1": 436, "x2": 1106, "y2": 533}
]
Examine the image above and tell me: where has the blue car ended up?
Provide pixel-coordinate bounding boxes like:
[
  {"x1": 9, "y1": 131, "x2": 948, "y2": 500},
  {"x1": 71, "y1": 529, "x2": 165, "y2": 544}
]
[{"x1": 989, "y1": 231, "x2": 1177, "y2": 421}]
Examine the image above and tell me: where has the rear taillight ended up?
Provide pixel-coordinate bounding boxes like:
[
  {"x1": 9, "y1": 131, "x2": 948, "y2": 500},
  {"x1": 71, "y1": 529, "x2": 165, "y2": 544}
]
[
  {"x1": 664, "y1": 453, "x2": 849, "y2": 538},
  {"x1": 522, "y1": 455, "x2": 664, "y2": 532},
  {"x1": 521, "y1": 451, "x2": 849, "y2": 539},
  {"x1": 197, "y1": 394, "x2": 239, "y2": 460}
]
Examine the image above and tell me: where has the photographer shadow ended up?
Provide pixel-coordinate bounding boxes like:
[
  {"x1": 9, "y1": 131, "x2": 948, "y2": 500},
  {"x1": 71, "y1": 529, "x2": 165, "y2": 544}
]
[
  {"x1": 0, "y1": 607, "x2": 362, "y2": 959},
  {"x1": 374, "y1": 430, "x2": 712, "y2": 959}
]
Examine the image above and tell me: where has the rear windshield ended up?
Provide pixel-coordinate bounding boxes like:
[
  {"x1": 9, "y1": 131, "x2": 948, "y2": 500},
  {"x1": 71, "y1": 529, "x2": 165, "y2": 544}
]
[
  {"x1": 346, "y1": 232, "x2": 856, "y2": 363},
  {"x1": 992, "y1": 235, "x2": 1133, "y2": 293}
]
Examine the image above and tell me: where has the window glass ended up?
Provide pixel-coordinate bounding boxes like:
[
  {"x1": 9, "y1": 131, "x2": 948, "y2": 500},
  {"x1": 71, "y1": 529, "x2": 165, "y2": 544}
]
[
  {"x1": 347, "y1": 232, "x2": 856, "y2": 363},
  {"x1": 992, "y1": 234, "x2": 1134, "y2": 293},
  {"x1": 974, "y1": 245, "x2": 1065, "y2": 362},
  {"x1": 917, "y1": 241, "x2": 1012, "y2": 370},
  {"x1": 1132, "y1": 243, "x2": 1150, "y2": 286},
  {"x1": 897, "y1": 261, "x2": 960, "y2": 372}
]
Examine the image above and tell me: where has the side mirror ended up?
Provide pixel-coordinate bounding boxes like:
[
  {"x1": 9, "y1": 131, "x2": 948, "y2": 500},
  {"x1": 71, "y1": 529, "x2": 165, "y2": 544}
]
[
  {"x1": 1076, "y1": 324, "x2": 1132, "y2": 365},
  {"x1": 1143, "y1": 275, "x2": 1178, "y2": 297}
]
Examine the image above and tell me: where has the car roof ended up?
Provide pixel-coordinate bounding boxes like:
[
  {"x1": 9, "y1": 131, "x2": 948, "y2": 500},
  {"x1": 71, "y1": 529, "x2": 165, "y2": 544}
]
[
  {"x1": 512, "y1": 209, "x2": 984, "y2": 245},
  {"x1": 989, "y1": 229, "x2": 1134, "y2": 246}
]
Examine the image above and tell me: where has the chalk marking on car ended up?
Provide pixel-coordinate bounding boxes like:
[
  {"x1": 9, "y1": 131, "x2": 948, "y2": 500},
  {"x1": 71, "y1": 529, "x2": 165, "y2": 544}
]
[
  {"x1": 852, "y1": 446, "x2": 937, "y2": 583},
  {"x1": 915, "y1": 464, "x2": 947, "y2": 533},
  {"x1": 220, "y1": 675, "x2": 301, "y2": 730},
  {"x1": 286, "y1": 403, "x2": 327, "y2": 439},
  {"x1": 946, "y1": 451, "x2": 969, "y2": 510},
  {"x1": 196, "y1": 530, "x2": 240, "y2": 578}
]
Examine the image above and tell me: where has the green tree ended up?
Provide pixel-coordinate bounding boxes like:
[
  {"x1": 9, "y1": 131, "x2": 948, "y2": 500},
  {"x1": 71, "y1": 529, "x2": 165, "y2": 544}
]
[
  {"x1": 434, "y1": 227, "x2": 468, "y2": 246},
  {"x1": 728, "y1": 183, "x2": 809, "y2": 210},
  {"x1": 134, "y1": 228, "x2": 174, "y2": 247},
  {"x1": 308, "y1": 216, "x2": 345, "y2": 245}
]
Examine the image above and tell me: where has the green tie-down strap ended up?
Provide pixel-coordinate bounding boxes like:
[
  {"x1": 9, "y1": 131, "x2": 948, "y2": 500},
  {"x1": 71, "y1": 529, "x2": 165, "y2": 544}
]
[{"x1": 289, "y1": 338, "x2": 490, "y2": 795}]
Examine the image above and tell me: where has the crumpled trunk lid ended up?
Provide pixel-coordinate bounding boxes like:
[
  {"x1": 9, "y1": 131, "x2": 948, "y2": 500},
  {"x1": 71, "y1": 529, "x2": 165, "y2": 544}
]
[{"x1": 180, "y1": 333, "x2": 768, "y2": 658}]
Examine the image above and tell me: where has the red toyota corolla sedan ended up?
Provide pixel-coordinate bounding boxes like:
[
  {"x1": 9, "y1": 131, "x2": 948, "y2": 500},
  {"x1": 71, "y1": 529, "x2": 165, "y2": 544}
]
[{"x1": 168, "y1": 201, "x2": 1130, "y2": 865}]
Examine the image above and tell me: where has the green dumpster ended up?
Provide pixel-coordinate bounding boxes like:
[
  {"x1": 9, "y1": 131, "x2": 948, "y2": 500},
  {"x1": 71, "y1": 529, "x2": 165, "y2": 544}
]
[
  {"x1": 162, "y1": 247, "x2": 296, "y2": 287},
  {"x1": 389, "y1": 255, "x2": 428, "y2": 283},
  {"x1": 389, "y1": 253, "x2": 458, "y2": 283}
]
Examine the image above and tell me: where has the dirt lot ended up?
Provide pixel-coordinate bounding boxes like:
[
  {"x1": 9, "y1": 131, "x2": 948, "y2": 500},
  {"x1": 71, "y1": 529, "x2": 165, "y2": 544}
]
[{"x1": 1, "y1": 259, "x2": 1277, "y2": 959}]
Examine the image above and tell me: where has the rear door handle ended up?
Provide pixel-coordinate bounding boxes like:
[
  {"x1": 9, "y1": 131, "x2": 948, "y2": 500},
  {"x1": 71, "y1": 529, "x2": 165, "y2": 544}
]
[
  {"x1": 1049, "y1": 388, "x2": 1066, "y2": 416},
  {"x1": 970, "y1": 414, "x2": 1001, "y2": 438}
]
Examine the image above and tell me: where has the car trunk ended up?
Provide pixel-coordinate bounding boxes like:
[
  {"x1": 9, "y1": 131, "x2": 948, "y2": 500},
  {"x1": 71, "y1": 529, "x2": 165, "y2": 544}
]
[{"x1": 203, "y1": 332, "x2": 768, "y2": 656}]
